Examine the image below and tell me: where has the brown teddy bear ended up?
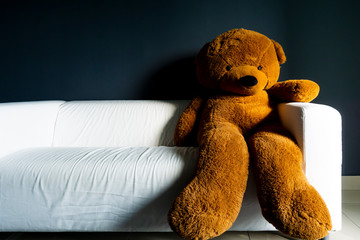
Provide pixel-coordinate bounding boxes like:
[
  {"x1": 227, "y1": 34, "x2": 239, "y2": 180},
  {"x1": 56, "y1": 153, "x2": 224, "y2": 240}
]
[{"x1": 168, "y1": 28, "x2": 332, "y2": 240}]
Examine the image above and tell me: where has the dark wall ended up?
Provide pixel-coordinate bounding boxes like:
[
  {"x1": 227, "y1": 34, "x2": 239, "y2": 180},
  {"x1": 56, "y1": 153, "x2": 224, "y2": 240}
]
[
  {"x1": 283, "y1": 1, "x2": 360, "y2": 176},
  {"x1": 1, "y1": 0, "x2": 359, "y2": 175}
]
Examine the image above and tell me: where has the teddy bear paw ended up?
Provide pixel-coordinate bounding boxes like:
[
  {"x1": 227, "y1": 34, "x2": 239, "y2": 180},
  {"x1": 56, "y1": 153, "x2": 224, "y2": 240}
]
[
  {"x1": 168, "y1": 176, "x2": 243, "y2": 240},
  {"x1": 263, "y1": 186, "x2": 332, "y2": 240}
]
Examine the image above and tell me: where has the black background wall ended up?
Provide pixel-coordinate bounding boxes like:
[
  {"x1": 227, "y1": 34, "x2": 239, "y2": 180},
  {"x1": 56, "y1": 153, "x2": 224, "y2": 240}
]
[{"x1": 1, "y1": 0, "x2": 359, "y2": 175}]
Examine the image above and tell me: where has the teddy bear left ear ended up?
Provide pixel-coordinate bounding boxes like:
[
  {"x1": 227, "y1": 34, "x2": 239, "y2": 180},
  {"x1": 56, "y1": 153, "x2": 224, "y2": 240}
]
[{"x1": 272, "y1": 40, "x2": 286, "y2": 64}]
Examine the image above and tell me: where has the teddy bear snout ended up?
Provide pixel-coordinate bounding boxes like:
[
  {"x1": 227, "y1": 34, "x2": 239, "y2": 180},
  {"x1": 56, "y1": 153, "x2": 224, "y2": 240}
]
[{"x1": 239, "y1": 76, "x2": 258, "y2": 87}]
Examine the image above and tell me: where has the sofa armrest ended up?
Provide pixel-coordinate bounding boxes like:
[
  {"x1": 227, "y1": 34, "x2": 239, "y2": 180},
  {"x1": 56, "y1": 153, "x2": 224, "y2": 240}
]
[
  {"x1": 0, "y1": 101, "x2": 65, "y2": 158},
  {"x1": 278, "y1": 102, "x2": 342, "y2": 231}
]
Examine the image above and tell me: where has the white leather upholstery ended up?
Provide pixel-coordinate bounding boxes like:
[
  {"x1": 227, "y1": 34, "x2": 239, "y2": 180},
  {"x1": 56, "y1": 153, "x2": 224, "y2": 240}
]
[{"x1": 0, "y1": 100, "x2": 342, "y2": 232}]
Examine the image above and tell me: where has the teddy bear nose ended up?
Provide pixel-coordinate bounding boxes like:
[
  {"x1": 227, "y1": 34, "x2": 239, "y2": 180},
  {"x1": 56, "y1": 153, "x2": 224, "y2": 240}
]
[{"x1": 239, "y1": 76, "x2": 258, "y2": 87}]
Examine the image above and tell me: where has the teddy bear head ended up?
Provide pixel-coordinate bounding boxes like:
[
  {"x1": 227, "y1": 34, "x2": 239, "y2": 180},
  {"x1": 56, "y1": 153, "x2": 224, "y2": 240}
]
[{"x1": 195, "y1": 28, "x2": 286, "y2": 96}]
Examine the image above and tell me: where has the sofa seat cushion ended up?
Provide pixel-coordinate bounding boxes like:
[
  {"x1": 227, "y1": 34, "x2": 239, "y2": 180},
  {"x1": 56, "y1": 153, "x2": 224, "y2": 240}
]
[
  {"x1": 0, "y1": 147, "x2": 198, "y2": 231},
  {"x1": 0, "y1": 146, "x2": 275, "y2": 232}
]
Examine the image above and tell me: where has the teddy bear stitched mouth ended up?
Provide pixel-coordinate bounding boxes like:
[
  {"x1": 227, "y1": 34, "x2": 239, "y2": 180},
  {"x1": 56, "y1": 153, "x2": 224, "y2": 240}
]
[{"x1": 239, "y1": 75, "x2": 258, "y2": 87}]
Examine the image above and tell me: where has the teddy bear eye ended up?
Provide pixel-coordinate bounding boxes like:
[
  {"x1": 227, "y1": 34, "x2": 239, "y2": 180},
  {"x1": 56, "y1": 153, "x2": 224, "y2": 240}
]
[
  {"x1": 226, "y1": 65, "x2": 232, "y2": 71},
  {"x1": 257, "y1": 66, "x2": 262, "y2": 70}
]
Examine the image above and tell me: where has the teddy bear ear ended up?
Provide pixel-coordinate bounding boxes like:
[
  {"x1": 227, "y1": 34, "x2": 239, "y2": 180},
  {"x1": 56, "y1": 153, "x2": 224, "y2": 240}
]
[
  {"x1": 272, "y1": 40, "x2": 286, "y2": 64},
  {"x1": 194, "y1": 42, "x2": 209, "y2": 65}
]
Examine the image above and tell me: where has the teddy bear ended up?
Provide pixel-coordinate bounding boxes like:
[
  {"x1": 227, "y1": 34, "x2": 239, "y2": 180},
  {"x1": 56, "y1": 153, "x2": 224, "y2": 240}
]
[{"x1": 167, "y1": 28, "x2": 332, "y2": 240}]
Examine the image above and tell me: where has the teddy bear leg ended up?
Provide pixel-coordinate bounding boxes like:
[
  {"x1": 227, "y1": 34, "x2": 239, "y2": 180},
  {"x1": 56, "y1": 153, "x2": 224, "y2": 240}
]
[
  {"x1": 168, "y1": 123, "x2": 249, "y2": 240},
  {"x1": 248, "y1": 125, "x2": 332, "y2": 240}
]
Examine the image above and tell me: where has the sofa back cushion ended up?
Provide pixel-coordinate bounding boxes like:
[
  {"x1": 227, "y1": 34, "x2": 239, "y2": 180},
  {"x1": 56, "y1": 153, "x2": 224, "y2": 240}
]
[{"x1": 52, "y1": 100, "x2": 188, "y2": 147}]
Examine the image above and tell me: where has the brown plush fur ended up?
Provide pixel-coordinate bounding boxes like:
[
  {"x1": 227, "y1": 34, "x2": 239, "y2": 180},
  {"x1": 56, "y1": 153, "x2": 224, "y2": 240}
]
[{"x1": 168, "y1": 29, "x2": 331, "y2": 240}]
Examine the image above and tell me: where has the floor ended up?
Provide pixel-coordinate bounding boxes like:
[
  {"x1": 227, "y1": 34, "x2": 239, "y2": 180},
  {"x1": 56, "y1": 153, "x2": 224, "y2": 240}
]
[{"x1": 1, "y1": 177, "x2": 359, "y2": 240}]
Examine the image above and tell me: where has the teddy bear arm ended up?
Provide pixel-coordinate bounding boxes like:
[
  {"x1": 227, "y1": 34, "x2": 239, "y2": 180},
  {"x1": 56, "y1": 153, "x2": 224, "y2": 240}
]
[
  {"x1": 174, "y1": 97, "x2": 204, "y2": 146},
  {"x1": 268, "y1": 80, "x2": 320, "y2": 102}
]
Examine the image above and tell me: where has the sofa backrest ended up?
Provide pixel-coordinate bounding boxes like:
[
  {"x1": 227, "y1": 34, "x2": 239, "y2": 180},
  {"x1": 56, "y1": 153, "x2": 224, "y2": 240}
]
[
  {"x1": 52, "y1": 100, "x2": 188, "y2": 147},
  {"x1": 0, "y1": 100, "x2": 189, "y2": 157}
]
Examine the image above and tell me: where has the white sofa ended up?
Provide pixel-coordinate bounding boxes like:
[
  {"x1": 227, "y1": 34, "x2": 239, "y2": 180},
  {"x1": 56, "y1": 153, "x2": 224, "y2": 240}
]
[{"x1": 0, "y1": 100, "x2": 342, "y2": 235}]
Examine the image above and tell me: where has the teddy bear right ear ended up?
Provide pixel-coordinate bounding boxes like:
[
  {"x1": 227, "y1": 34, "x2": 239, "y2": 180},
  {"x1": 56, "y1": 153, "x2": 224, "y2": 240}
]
[{"x1": 272, "y1": 40, "x2": 286, "y2": 64}]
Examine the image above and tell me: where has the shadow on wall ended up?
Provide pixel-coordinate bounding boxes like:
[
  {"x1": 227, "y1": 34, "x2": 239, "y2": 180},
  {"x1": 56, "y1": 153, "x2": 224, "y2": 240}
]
[{"x1": 141, "y1": 56, "x2": 204, "y2": 100}]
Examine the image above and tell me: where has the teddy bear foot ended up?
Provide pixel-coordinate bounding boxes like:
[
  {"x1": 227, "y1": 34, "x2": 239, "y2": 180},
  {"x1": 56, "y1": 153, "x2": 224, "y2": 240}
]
[
  {"x1": 168, "y1": 176, "x2": 233, "y2": 239},
  {"x1": 168, "y1": 125, "x2": 250, "y2": 240},
  {"x1": 168, "y1": 174, "x2": 246, "y2": 240},
  {"x1": 261, "y1": 186, "x2": 332, "y2": 240},
  {"x1": 249, "y1": 126, "x2": 332, "y2": 240}
]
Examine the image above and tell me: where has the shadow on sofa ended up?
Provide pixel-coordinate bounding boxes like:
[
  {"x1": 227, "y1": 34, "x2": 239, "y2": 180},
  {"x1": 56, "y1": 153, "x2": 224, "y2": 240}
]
[{"x1": 117, "y1": 147, "x2": 197, "y2": 231}]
